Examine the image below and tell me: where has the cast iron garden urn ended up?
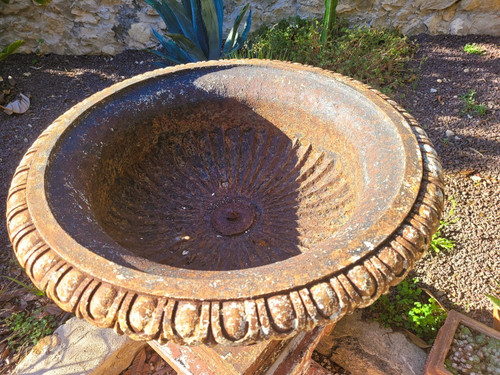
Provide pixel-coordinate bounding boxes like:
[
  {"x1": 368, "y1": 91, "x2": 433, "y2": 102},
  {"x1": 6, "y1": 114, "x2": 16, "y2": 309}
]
[{"x1": 6, "y1": 60, "x2": 444, "y2": 346}]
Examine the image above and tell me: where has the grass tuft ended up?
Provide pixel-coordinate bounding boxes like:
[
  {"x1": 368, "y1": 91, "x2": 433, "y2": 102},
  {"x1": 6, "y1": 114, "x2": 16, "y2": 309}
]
[
  {"x1": 459, "y1": 90, "x2": 488, "y2": 116},
  {"x1": 233, "y1": 17, "x2": 416, "y2": 93}
]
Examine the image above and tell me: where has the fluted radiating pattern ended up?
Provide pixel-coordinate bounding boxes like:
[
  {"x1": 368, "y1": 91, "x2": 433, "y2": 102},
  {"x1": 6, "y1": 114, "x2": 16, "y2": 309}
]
[{"x1": 99, "y1": 125, "x2": 356, "y2": 270}]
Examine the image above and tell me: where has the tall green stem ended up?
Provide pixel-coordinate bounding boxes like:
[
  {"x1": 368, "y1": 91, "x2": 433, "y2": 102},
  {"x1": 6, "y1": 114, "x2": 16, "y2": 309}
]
[{"x1": 321, "y1": 0, "x2": 338, "y2": 44}]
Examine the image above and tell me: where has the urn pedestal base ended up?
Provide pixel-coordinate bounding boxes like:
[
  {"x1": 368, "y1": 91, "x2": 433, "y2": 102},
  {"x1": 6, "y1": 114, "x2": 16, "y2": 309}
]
[{"x1": 149, "y1": 324, "x2": 335, "y2": 375}]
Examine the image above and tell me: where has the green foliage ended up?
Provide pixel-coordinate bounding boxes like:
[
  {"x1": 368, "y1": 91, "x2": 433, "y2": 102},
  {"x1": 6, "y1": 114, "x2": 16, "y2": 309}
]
[
  {"x1": 430, "y1": 197, "x2": 457, "y2": 254},
  {"x1": 487, "y1": 294, "x2": 500, "y2": 309},
  {"x1": 236, "y1": 18, "x2": 416, "y2": 92},
  {"x1": 369, "y1": 278, "x2": 447, "y2": 344},
  {"x1": 463, "y1": 43, "x2": 485, "y2": 55},
  {"x1": 321, "y1": 0, "x2": 338, "y2": 44},
  {"x1": 0, "y1": 40, "x2": 24, "y2": 62},
  {"x1": 487, "y1": 279, "x2": 500, "y2": 309},
  {"x1": 460, "y1": 90, "x2": 488, "y2": 116},
  {"x1": 146, "y1": 0, "x2": 251, "y2": 65},
  {"x1": 4, "y1": 309, "x2": 57, "y2": 350}
]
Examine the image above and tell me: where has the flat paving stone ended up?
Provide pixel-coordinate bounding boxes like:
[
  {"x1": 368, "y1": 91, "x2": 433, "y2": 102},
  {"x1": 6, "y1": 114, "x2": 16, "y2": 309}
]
[{"x1": 14, "y1": 317, "x2": 144, "y2": 375}]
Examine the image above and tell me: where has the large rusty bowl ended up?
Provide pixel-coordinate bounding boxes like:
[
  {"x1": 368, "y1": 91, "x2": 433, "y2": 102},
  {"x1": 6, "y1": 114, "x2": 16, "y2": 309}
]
[{"x1": 6, "y1": 60, "x2": 444, "y2": 345}]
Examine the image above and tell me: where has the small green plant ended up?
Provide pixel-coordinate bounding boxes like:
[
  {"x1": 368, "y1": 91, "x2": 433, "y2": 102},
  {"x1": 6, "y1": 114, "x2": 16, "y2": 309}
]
[
  {"x1": 430, "y1": 197, "x2": 457, "y2": 254},
  {"x1": 0, "y1": 40, "x2": 24, "y2": 62},
  {"x1": 459, "y1": 90, "x2": 488, "y2": 116},
  {"x1": 369, "y1": 278, "x2": 447, "y2": 344},
  {"x1": 487, "y1": 279, "x2": 500, "y2": 309},
  {"x1": 463, "y1": 43, "x2": 485, "y2": 55},
  {"x1": 4, "y1": 309, "x2": 57, "y2": 350},
  {"x1": 487, "y1": 294, "x2": 500, "y2": 309},
  {"x1": 236, "y1": 18, "x2": 415, "y2": 92},
  {"x1": 146, "y1": 0, "x2": 251, "y2": 65}
]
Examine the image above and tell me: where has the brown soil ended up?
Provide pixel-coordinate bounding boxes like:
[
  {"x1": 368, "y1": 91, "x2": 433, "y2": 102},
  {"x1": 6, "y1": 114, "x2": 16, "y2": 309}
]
[
  {"x1": 395, "y1": 34, "x2": 499, "y2": 326},
  {"x1": 1, "y1": 34, "x2": 499, "y2": 373}
]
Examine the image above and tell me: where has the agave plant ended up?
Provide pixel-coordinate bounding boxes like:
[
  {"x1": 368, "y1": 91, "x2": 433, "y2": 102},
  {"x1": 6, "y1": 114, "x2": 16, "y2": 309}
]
[{"x1": 145, "y1": 0, "x2": 252, "y2": 65}]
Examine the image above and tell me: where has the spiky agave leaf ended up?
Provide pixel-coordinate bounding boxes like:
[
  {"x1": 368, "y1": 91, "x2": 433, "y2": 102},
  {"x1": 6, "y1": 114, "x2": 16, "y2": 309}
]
[
  {"x1": 213, "y1": 0, "x2": 224, "y2": 50},
  {"x1": 146, "y1": 0, "x2": 251, "y2": 64},
  {"x1": 147, "y1": 0, "x2": 201, "y2": 49},
  {"x1": 166, "y1": 33, "x2": 207, "y2": 61},
  {"x1": 145, "y1": 0, "x2": 183, "y2": 35},
  {"x1": 189, "y1": 0, "x2": 209, "y2": 57},
  {"x1": 233, "y1": 8, "x2": 252, "y2": 53},
  {"x1": 200, "y1": 0, "x2": 220, "y2": 59},
  {"x1": 151, "y1": 28, "x2": 193, "y2": 64},
  {"x1": 223, "y1": 4, "x2": 251, "y2": 55}
]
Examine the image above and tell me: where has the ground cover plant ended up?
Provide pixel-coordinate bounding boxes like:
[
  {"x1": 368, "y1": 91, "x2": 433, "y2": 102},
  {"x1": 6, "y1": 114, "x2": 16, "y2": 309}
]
[
  {"x1": 4, "y1": 309, "x2": 57, "y2": 352},
  {"x1": 235, "y1": 17, "x2": 416, "y2": 93},
  {"x1": 459, "y1": 89, "x2": 488, "y2": 116},
  {"x1": 368, "y1": 278, "x2": 448, "y2": 345},
  {"x1": 430, "y1": 197, "x2": 457, "y2": 254},
  {"x1": 463, "y1": 43, "x2": 485, "y2": 55}
]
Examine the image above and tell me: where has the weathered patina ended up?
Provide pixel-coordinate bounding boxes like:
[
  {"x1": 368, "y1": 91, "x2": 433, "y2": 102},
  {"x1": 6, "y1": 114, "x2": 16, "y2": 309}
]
[{"x1": 6, "y1": 60, "x2": 444, "y2": 346}]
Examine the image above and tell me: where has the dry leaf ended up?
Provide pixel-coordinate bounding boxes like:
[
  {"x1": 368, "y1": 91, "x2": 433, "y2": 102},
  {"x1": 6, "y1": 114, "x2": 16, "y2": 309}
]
[
  {"x1": 20, "y1": 293, "x2": 39, "y2": 304},
  {"x1": 1, "y1": 345, "x2": 9, "y2": 360},
  {"x1": 400, "y1": 328, "x2": 432, "y2": 349},
  {"x1": 2, "y1": 93, "x2": 30, "y2": 115},
  {"x1": 44, "y1": 304, "x2": 63, "y2": 315},
  {"x1": 421, "y1": 287, "x2": 448, "y2": 312},
  {"x1": 0, "y1": 290, "x2": 24, "y2": 302},
  {"x1": 459, "y1": 169, "x2": 476, "y2": 177},
  {"x1": 123, "y1": 348, "x2": 147, "y2": 375},
  {"x1": 468, "y1": 147, "x2": 484, "y2": 156}
]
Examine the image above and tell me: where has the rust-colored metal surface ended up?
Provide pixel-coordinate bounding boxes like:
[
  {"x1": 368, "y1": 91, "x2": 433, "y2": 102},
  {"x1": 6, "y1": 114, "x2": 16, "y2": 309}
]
[{"x1": 6, "y1": 60, "x2": 444, "y2": 346}]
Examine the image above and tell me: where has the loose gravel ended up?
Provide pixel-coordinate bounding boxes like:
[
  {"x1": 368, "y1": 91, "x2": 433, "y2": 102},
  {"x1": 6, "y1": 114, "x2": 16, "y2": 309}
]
[{"x1": 395, "y1": 34, "x2": 500, "y2": 326}]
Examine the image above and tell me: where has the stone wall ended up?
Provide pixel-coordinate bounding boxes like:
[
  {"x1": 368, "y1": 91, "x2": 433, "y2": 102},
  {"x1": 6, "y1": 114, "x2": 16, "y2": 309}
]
[{"x1": 1, "y1": 0, "x2": 499, "y2": 55}]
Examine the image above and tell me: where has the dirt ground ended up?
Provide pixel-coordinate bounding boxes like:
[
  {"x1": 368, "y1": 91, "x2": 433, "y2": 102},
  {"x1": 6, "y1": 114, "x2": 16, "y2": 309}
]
[
  {"x1": 0, "y1": 34, "x2": 499, "y2": 374},
  {"x1": 396, "y1": 34, "x2": 499, "y2": 326}
]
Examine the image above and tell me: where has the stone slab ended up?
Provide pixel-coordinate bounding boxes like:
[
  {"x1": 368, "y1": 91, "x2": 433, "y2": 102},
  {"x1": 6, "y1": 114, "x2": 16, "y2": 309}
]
[
  {"x1": 14, "y1": 317, "x2": 144, "y2": 375},
  {"x1": 318, "y1": 311, "x2": 427, "y2": 375}
]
